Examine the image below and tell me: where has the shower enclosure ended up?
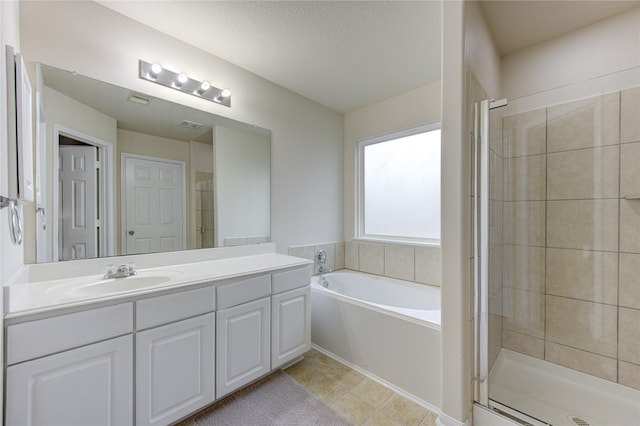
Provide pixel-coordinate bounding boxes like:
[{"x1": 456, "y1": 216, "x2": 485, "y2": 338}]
[{"x1": 473, "y1": 69, "x2": 640, "y2": 425}]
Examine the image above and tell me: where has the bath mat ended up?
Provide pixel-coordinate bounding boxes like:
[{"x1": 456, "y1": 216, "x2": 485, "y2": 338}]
[{"x1": 177, "y1": 370, "x2": 353, "y2": 425}]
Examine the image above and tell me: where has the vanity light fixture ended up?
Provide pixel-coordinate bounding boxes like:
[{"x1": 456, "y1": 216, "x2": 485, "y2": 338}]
[{"x1": 139, "y1": 60, "x2": 231, "y2": 107}]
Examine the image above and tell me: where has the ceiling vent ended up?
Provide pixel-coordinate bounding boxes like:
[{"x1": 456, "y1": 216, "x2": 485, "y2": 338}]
[
  {"x1": 127, "y1": 92, "x2": 152, "y2": 105},
  {"x1": 180, "y1": 120, "x2": 203, "y2": 130}
]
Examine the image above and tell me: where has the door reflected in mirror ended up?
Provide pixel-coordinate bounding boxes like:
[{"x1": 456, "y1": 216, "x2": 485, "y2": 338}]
[{"x1": 34, "y1": 63, "x2": 270, "y2": 263}]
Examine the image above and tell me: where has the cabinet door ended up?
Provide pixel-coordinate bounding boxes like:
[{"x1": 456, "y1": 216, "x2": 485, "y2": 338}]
[
  {"x1": 272, "y1": 286, "x2": 311, "y2": 369},
  {"x1": 216, "y1": 297, "x2": 270, "y2": 398},
  {"x1": 6, "y1": 335, "x2": 133, "y2": 426},
  {"x1": 136, "y1": 313, "x2": 215, "y2": 426}
]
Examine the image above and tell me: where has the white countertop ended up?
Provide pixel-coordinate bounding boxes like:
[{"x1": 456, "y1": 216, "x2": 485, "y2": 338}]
[{"x1": 6, "y1": 253, "x2": 312, "y2": 319}]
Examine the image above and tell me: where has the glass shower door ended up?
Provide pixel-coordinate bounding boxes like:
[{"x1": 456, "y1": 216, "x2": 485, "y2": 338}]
[{"x1": 474, "y1": 79, "x2": 640, "y2": 426}]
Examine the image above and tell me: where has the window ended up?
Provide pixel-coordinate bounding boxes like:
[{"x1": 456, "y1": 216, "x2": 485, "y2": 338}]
[{"x1": 357, "y1": 123, "x2": 441, "y2": 244}]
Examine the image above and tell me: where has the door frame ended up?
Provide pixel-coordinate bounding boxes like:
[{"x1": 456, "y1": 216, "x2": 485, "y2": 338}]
[
  {"x1": 52, "y1": 124, "x2": 114, "y2": 261},
  {"x1": 121, "y1": 153, "x2": 187, "y2": 255}
]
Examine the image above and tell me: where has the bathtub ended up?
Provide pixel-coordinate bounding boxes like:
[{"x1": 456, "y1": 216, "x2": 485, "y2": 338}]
[{"x1": 310, "y1": 270, "x2": 441, "y2": 409}]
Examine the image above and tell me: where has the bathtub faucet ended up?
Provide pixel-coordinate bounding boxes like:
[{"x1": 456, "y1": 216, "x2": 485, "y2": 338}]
[{"x1": 316, "y1": 249, "x2": 332, "y2": 274}]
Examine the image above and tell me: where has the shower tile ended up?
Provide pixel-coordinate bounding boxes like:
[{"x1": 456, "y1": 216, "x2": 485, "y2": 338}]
[
  {"x1": 502, "y1": 329, "x2": 544, "y2": 359},
  {"x1": 289, "y1": 245, "x2": 316, "y2": 263},
  {"x1": 503, "y1": 201, "x2": 546, "y2": 246},
  {"x1": 502, "y1": 109, "x2": 546, "y2": 158},
  {"x1": 415, "y1": 246, "x2": 441, "y2": 286},
  {"x1": 545, "y1": 342, "x2": 617, "y2": 382},
  {"x1": 546, "y1": 248, "x2": 618, "y2": 305},
  {"x1": 547, "y1": 200, "x2": 618, "y2": 252},
  {"x1": 334, "y1": 242, "x2": 345, "y2": 270},
  {"x1": 619, "y1": 253, "x2": 640, "y2": 310},
  {"x1": 619, "y1": 307, "x2": 640, "y2": 365},
  {"x1": 547, "y1": 92, "x2": 620, "y2": 153},
  {"x1": 621, "y1": 87, "x2": 640, "y2": 144},
  {"x1": 489, "y1": 108, "x2": 503, "y2": 156},
  {"x1": 489, "y1": 246, "x2": 503, "y2": 301},
  {"x1": 315, "y1": 243, "x2": 336, "y2": 274},
  {"x1": 359, "y1": 243, "x2": 384, "y2": 276},
  {"x1": 620, "y1": 200, "x2": 640, "y2": 253},
  {"x1": 502, "y1": 245, "x2": 545, "y2": 293},
  {"x1": 502, "y1": 287, "x2": 545, "y2": 339},
  {"x1": 546, "y1": 295, "x2": 617, "y2": 358},
  {"x1": 384, "y1": 245, "x2": 414, "y2": 281},
  {"x1": 503, "y1": 154, "x2": 546, "y2": 201},
  {"x1": 490, "y1": 150, "x2": 503, "y2": 201},
  {"x1": 489, "y1": 200, "x2": 503, "y2": 249},
  {"x1": 619, "y1": 361, "x2": 640, "y2": 391},
  {"x1": 345, "y1": 242, "x2": 359, "y2": 270},
  {"x1": 547, "y1": 146, "x2": 619, "y2": 200},
  {"x1": 489, "y1": 314, "x2": 503, "y2": 369},
  {"x1": 621, "y1": 142, "x2": 640, "y2": 198}
]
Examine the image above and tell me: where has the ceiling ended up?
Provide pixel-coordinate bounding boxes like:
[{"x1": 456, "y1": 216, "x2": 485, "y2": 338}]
[
  {"x1": 480, "y1": 0, "x2": 640, "y2": 56},
  {"x1": 99, "y1": 1, "x2": 638, "y2": 114},
  {"x1": 99, "y1": 1, "x2": 441, "y2": 114}
]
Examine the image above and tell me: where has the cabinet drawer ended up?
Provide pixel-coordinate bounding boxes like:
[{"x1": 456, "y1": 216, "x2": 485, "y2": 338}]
[
  {"x1": 7, "y1": 303, "x2": 133, "y2": 365},
  {"x1": 217, "y1": 274, "x2": 271, "y2": 310},
  {"x1": 271, "y1": 266, "x2": 311, "y2": 294},
  {"x1": 136, "y1": 286, "x2": 215, "y2": 330}
]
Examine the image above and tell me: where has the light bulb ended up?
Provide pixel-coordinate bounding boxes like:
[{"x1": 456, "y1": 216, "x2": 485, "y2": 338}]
[
  {"x1": 177, "y1": 73, "x2": 188, "y2": 84},
  {"x1": 200, "y1": 81, "x2": 211, "y2": 91},
  {"x1": 220, "y1": 88, "x2": 231, "y2": 98},
  {"x1": 150, "y1": 63, "x2": 162, "y2": 78}
]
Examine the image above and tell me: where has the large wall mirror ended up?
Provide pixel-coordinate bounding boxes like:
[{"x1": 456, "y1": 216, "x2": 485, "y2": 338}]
[{"x1": 33, "y1": 63, "x2": 270, "y2": 263}]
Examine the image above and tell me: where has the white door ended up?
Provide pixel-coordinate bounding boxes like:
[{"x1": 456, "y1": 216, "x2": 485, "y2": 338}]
[
  {"x1": 123, "y1": 155, "x2": 185, "y2": 255},
  {"x1": 136, "y1": 313, "x2": 215, "y2": 426},
  {"x1": 59, "y1": 145, "x2": 99, "y2": 261},
  {"x1": 6, "y1": 335, "x2": 133, "y2": 426},
  {"x1": 271, "y1": 286, "x2": 311, "y2": 369},
  {"x1": 216, "y1": 297, "x2": 271, "y2": 398}
]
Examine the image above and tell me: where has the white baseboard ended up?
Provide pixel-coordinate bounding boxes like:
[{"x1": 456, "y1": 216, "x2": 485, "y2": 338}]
[{"x1": 437, "y1": 410, "x2": 471, "y2": 426}]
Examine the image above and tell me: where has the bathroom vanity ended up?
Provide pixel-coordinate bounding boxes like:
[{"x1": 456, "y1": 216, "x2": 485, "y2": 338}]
[{"x1": 3, "y1": 250, "x2": 312, "y2": 426}]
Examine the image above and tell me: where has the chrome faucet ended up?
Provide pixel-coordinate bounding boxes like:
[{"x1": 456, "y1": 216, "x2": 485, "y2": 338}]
[
  {"x1": 104, "y1": 263, "x2": 137, "y2": 279},
  {"x1": 316, "y1": 250, "x2": 332, "y2": 274}
]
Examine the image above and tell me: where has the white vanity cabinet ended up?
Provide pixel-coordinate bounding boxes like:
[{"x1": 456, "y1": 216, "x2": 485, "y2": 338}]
[
  {"x1": 216, "y1": 274, "x2": 271, "y2": 397},
  {"x1": 271, "y1": 267, "x2": 312, "y2": 368},
  {"x1": 5, "y1": 303, "x2": 134, "y2": 426},
  {"x1": 135, "y1": 286, "x2": 216, "y2": 426}
]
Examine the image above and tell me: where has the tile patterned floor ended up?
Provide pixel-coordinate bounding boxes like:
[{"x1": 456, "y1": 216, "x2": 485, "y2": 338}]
[{"x1": 284, "y1": 348, "x2": 438, "y2": 426}]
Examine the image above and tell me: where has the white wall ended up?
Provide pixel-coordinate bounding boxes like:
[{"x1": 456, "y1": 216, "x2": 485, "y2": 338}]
[
  {"x1": 464, "y1": 1, "x2": 501, "y2": 99},
  {"x1": 343, "y1": 80, "x2": 441, "y2": 239},
  {"x1": 502, "y1": 7, "x2": 640, "y2": 99},
  {"x1": 0, "y1": 0, "x2": 21, "y2": 419},
  {"x1": 19, "y1": 0, "x2": 344, "y2": 255},
  {"x1": 1, "y1": 1, "x2": 22, "y2": 284},
  {"x1": 214, "y1": 126, "x2": 270, "y2": 246}
]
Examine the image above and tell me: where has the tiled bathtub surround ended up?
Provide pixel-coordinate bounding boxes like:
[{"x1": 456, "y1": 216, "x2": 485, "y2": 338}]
[
  {"x1": 498, "y1": 86, "x2": 640, "y2": 390},
  {"x1": 288, "y1": 241, "x2": 441, "y2": 287}
]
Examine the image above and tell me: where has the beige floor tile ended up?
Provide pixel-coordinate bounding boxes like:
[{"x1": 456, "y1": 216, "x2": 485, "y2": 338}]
[
  {"x1": 419, "y1": 411, "x2": 438, "y2": 426},
  {"x1": 350, "y1": 378, "x2": 394, "y2": 407},
  {"x1": 306, "y1": 374, "x2": 350, "y2": 404},
  {"x1": 330, "y1": 392, "x2": 377, "y2": 425},
  {"x1": 284, "y1": 359, "x2": 322, "y2": 386},
  {"x1": 380, "y1": 394, "x2": 428, "y2": 425},
  {"x1": 325, "y1": 363, "x2": 366, "y2": 388},
  {"x1": 310, "y1": 352, "x2": 343, "y2": 373},
  {"x1": 363, "y1": 411, "x2": 405, "y2": 426}
]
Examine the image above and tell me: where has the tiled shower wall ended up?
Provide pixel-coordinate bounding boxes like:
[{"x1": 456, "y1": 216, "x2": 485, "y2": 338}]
[
  {"x1": 500, "y1": 86, "x2": 640, "y2": 390},
  {"x1": 288, "y1": 241, "x2": 441, "y2": 287}
]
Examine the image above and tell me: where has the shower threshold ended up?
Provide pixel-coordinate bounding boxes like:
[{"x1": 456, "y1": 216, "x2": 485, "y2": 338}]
[{"x1": 488, "y1": 350, "x2": 640, "y2": 426}]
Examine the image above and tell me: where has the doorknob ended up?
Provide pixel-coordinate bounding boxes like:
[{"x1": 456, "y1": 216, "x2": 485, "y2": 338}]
[{"x1": 128, "y1": 230, "x2": 135, "y2": 236}]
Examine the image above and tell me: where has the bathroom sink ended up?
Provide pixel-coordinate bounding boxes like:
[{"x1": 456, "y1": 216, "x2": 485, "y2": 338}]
[{"x1": 49, "y1": 270, "x2": 185, "y2": 297}]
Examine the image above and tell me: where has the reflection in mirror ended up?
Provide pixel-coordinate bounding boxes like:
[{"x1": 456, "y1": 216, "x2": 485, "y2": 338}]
[{"x1": 34, "y1": 63, "x2": 270, "y2": 263}]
